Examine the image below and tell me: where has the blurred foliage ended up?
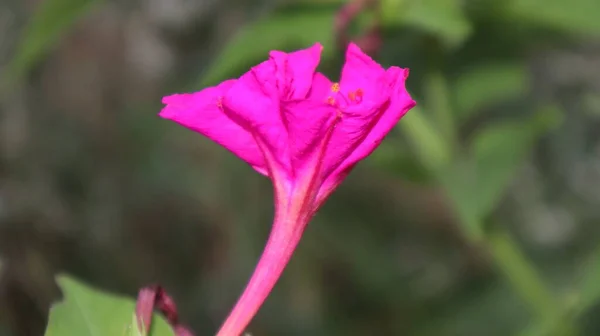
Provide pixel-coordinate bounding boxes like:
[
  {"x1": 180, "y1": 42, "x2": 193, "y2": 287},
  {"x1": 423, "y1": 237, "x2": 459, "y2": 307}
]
[
  {"x1": 2, "y1": 0, "x2": 101, "y2": 90},
  {"x1": 2, "y1": 0, "x2": 600, "y2": 335},
  {"x1": 400, "y1": 0, "x2": 472, "y2": 49},
  {"x1": 452, "y1": 62, "x2": 527, "y2": 122},
  {"x1": 197, "y1": 2, "x2": 341, "y2": 88},
  {"x1": 578, "y1": 247, "x2": 600, "y2": 313}
]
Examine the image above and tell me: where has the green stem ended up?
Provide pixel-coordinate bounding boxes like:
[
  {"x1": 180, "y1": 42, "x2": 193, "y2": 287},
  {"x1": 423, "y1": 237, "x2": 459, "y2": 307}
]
[
  {"x1": 487, "y1": 229, "x2": 577, "y2": 336},
  {"x1": 488, "y1": 230, "x2": 557, "y2": 318}
]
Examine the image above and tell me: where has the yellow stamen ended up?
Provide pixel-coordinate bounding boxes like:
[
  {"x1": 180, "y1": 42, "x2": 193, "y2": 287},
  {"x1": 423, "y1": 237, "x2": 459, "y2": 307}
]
[{"x1": 331, "y1": 82, "x2": 340, "y2": 93}]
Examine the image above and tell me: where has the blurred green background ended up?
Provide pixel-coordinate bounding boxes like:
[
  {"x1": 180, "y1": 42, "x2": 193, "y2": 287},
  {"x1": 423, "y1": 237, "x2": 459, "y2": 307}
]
[{"x1": 2, "y1": 0, "x2": 600, "y2": 335}]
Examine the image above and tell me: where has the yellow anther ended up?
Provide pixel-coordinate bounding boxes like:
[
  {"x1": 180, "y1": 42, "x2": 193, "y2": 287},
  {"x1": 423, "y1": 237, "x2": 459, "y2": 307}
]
[{"x1": 331, "y1": 82, "x2": 340, "y2": 93}]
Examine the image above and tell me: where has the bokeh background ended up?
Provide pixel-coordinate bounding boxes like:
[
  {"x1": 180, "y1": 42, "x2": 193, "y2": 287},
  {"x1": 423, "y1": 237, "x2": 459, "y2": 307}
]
[{"x1": 1, "y1": 0, "x2": 600, "y2": 335}]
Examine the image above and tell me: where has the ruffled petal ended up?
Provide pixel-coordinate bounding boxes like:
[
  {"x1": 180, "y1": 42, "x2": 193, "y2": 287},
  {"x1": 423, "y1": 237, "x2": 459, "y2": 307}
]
[
  {"x1": 223, "y1": 60, "x2": 290, "y2": 175},
  {"x1": 282, "y1": 99, "x2": 339, "y2": 179},
  {"x1": 339, "y1": 42, "x2": 386, "y2": 104},
  {"x1": 159, "y1": 80, "x2": 268, "y2": 176},
  {"x1": 318, "y1": 67, "x2": 415, "y2": 201},
  {"x1": 307, "y1": 72, "x2": 334, "y2": 101},
  {"x1": 223, "y1": 44, "x2": 325, "y2": 178},
  {"x1": 270, "y1": 43, "x2": 323, "y2": 100}
]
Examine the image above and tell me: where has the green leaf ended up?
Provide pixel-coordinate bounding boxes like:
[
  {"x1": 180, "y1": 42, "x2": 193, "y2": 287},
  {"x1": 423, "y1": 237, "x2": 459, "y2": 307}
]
[
  {"x1": 471, "y1": 105, "x2": 562, "y2": 217},
  {"x1": 439, "y1": 106, "x2": 563, "y2": 240},
  {"x1": 399, "y1": 106, "x2": 453, "y2": 172},
  {"x1": 45, "y1": 275, "x2": 174, "y2": 336},
  {"x1": 438, "y1": 158, "x2": 484, "y2": 240},
  {"x1": 471, "y1": 122, "x2": 535, "y2": 216},
  {"x1": 3, "y1": 0, "x2": 100, "y2": 89},
  {"x1": 126, "y1": 314, "x2": 145, "y2": 336},
  {"x1": 196, "y1": 2, "x2": 341, "y2": 88},
  {"x1": 454, "y1": 62, "x2": 528, "y2": 121},
  {"x1": 518, "y1": 319, "x2": 568, "y2": 336},
  {"x1": 368, "y1": 138, "x2": 434, "y2": 183},
  {"x1": 401, "y1": 0, "x2": 472, "y2": 49},
  {"x1": 507, "y1": 0, "x2": 600, "y2": 35},
  {"x1": 381, "y1": 0, "x2": 410, "y2": 25},
  {"x1": 425, "y1": 70, "x2": 457, "y2": 145}
]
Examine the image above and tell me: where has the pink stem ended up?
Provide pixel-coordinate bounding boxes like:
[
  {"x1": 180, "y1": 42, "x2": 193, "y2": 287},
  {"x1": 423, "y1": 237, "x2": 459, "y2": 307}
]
[
  {"x1": 135, "y1": 285, "x2": 195, "y2": 336},
  {"x1": 215, "y1": 203, "x2": 309, "y2": 336}
]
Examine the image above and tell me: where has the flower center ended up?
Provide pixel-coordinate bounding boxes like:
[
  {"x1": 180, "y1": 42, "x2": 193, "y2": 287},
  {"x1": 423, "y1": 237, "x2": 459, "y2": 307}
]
[{"x1": 325, "y1": 83, "x2": 364, "y2": 109}]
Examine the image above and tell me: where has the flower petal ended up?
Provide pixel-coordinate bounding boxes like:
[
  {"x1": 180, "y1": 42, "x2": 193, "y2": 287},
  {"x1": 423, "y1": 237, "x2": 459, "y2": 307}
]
[
  {"x1": 307, "y1": 72, "x2": 334, "y2": 101},
  {"x1": 159, "y1": 80, "x2": 268, "y2": 176},
  {"x1": 339, "y1": 42, "x2": 386, "y2": 104},
  {"x1": 282, "y1": 99, "x2": 339, "y2": 179},
  {"x1": 319, "y1": 67, "x2": 416, "y2": 199},
  {"x1": 341, "y1": 68, "x2": 415, "y2": 168},
  {"x1": 270, "y1": 43, "x2": 323, "y2": 100},
  {"x1": 223, "y1": 60, "x2": 290, "y2": 175},
  {"x1": 308, "y1": 43, "x2": 393, "y2": 184},
  {"x1": 317, "y1": 99, "x2": 384, "y2": 183},
  {"x1": 223, "y1": 44, "x2": 324, "y2": 178}
]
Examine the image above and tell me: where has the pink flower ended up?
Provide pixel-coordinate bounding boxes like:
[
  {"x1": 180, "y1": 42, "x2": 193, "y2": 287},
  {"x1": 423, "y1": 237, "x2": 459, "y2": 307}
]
[{"x1": 160, "y1": 42, "x2": 415, "y2": 336}]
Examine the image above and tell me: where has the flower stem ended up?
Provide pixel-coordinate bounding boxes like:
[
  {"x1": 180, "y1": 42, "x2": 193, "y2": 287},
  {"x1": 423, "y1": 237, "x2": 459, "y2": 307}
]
[
  {"x1": 487, "y1": 229, "x2": 577, "y2": 336},
  {"x1": 135, "y1": 285, "x2": 194, "y2": 336},
  {"x1": 215, "y1": 206, "x2": 308, "y2": 336}
]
